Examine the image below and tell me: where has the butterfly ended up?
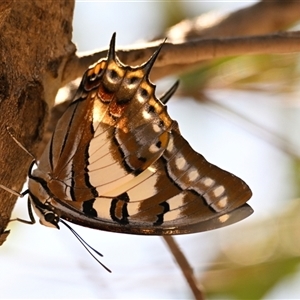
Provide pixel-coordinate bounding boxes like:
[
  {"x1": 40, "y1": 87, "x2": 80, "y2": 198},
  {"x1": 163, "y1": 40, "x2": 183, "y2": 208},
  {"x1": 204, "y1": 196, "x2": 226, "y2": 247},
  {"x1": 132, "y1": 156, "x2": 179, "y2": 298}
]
[{"x1": 11, "y1": 33, "x2": 253, "y2": 239}]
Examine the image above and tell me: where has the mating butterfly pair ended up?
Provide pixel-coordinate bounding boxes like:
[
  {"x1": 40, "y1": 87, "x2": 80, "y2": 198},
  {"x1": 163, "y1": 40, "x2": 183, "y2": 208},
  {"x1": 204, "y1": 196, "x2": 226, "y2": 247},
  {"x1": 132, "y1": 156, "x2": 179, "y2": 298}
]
[{"x1": 11, "y1": 34, "x2": 253, "y2": 238}]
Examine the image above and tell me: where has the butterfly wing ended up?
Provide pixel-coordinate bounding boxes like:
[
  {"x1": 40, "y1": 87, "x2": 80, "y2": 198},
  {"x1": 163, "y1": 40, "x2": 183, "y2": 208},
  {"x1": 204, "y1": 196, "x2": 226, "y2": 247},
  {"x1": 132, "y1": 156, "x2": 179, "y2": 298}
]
[
  {"x1": 30, "y1": 33, "x2": 252, "y2": 234},
  {"x1": 52, "y1": 126, "x2": 252, "y2": 235}
]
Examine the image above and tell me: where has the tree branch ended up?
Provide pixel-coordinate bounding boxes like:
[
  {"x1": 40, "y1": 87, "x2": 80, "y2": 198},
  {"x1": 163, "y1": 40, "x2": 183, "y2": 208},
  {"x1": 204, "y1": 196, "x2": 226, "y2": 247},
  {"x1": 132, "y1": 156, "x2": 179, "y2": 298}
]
[
  {"x1": 61, "y1": 1, "x2": 300, "y2": 84},
  {"x1": 163, "y1": 0, "x2": 300, "y2": 41},
  {"x1": 62, "y1": 31, "x2": 300, "y2": 84},
  {"x1": 163, "y1": 236, "x2": 205, "y2": 300}
]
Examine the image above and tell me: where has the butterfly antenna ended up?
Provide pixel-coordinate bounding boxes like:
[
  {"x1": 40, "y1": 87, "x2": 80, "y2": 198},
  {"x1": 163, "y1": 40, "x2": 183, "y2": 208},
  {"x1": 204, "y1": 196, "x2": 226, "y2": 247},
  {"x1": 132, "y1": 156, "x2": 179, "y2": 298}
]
[{"x1": 60, "y1": 219, "x2": 111, "y2": 273}]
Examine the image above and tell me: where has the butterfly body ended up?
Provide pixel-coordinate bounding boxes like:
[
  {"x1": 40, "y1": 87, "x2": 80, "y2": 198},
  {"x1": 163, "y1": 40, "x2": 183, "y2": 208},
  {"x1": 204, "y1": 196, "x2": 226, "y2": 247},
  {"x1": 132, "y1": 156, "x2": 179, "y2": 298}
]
[{"x1": 28, "y1": 33, "x2": 252, "y2": 235}]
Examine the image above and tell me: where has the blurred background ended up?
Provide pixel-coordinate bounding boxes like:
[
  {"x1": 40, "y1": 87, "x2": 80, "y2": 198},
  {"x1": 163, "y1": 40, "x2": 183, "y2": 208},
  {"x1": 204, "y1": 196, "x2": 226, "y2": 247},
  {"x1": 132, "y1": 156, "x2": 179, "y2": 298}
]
[{"x1": 1, "y1": 1, "x2": 300, "y2": 299}]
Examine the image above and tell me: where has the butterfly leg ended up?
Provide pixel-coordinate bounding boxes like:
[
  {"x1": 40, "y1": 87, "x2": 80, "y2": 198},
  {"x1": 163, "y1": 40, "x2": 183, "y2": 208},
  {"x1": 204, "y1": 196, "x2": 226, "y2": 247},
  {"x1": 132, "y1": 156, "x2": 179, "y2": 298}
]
[
  {"x1": 0, "y1": 181, "x2": 35, "y2": 225},
  {"x1": 9, "y1": 193, "x2": 36, "y2": 225},
  {"x1": 1, "y1": 126, "x2": 38, "y2": 225},
  {"x1": 6, "y1": 126, "x2": 36, "y2": 161}
]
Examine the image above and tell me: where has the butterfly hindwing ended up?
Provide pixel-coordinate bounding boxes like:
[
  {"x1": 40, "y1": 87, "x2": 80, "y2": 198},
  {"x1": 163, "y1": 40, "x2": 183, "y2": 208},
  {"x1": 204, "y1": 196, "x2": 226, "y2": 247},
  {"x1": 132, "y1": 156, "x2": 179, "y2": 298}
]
[{"x1": 52, "y1": 125, "x2": 252, "y2": 234}]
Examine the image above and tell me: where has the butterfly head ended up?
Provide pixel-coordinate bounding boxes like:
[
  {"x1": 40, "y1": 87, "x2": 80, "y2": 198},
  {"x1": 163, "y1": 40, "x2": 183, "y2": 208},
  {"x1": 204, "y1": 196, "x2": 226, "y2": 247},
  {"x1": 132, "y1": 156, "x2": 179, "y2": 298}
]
[
  {"x1": 29, "y1": 195, "x2": 60, "y2": 229},
  {"x1": 29, "y1": 180, "x2": 60, "y2": 229}
]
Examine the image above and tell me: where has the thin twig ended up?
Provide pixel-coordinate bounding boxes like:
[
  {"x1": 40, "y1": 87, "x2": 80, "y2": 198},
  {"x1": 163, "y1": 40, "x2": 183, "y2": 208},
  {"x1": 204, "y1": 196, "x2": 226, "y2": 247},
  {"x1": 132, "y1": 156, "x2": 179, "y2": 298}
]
[
  {"x1": 163, "y1": 236, "x2": 205, "y2": 300},
  {"x1": 162, "y1": 0, "x2": 300, "y2": 41}
]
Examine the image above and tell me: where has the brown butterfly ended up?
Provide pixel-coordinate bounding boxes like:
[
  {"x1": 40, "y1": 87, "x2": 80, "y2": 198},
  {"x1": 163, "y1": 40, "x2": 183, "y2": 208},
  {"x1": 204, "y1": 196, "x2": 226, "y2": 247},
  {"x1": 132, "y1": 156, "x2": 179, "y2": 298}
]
[
  {"x1": 24, "y1": 33, "x2": 253, "y2": 236},
  {"x1": 11, "y1": 33, "x2": 252, "y2": 240}
]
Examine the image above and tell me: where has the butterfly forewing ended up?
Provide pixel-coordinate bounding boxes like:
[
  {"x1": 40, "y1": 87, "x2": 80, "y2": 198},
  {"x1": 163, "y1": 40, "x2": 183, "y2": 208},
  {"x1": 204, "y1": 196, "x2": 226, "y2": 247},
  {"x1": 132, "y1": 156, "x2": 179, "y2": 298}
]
[{"x1": 28, "y1": 33, "x2": 253, "y2": 234}]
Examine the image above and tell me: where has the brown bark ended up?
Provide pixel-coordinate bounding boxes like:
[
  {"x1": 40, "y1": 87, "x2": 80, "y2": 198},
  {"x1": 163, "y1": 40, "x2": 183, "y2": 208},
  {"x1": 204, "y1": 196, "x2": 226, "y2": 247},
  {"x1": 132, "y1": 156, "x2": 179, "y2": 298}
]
[{"x1": 0, "y1": 0, "x2": 76, "y2": 244}]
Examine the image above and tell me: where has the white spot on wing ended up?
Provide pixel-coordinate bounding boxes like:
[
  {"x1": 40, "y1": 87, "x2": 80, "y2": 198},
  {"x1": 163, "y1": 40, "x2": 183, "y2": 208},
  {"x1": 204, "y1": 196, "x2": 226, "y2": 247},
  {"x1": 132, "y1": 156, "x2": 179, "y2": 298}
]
[
  {"x1": 218, "y1": 214, "x2": 230, "y2": 223},
  {"x1": 175, "y1": 156, "x2": 186, "y2": 170},
  {"x1": 201, "y1": 177, "x2": 215, "y2": 188},
  {"x1": 142, "y1": 110, "x2": 151, "y2": 120},
  {"x1": 149, "y1": 144, "x2": 159, "y2": 153},
  {"x1": 216, "y1": 196, "x2": 228, "y2": 209},
  {"x1": 188, "y1": 169, "x2": 199, "y2": 182},
  {"x1": 148, "y1": 165, "x2": 157, "y2": 173},
  {"x1": 137, "y1": 94, "x2": 146, "y2": 103},
  {"x1": 166, "y1": 136, "x2": 174, "y2": 152},
  {"x1": 136, "y1": 90, "x2": 148, "y2": 104},
  {"x1": 213, "y1": 185, "x2": 225, "y2": 197},
  {"x1": 152, "y1": 124, "x2": 161, "y2": 133},
  {"x1": 210, "y1": 196, "x2": 228, "y2": 212}
]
